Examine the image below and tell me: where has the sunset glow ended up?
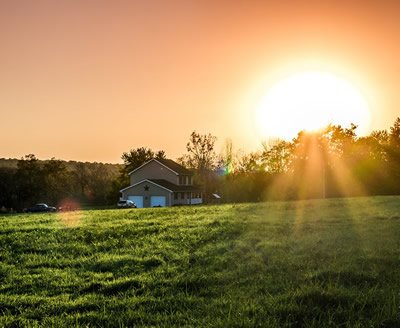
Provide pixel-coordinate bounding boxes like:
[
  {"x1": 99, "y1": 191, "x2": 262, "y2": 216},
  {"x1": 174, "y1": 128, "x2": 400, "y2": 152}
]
[
  {"x1": 255, "y1": 72, "x2": 371, "y2": 140},
  {"x1": 1, "y1": 1, "x2": 399, "y2": 161}
]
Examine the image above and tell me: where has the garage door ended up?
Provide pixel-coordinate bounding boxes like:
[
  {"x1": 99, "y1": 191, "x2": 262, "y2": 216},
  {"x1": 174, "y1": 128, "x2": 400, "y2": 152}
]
[
  {"x1": 150, "y1": 196, "x2": 166, "y2": 207},
  {"x1": 127, "y1": 196, "x2": 143, "y2": 208}
]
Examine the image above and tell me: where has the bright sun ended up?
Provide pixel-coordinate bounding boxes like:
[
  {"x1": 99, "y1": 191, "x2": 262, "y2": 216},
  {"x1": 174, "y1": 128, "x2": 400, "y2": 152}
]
[{"x1": 255, "y1": 71, "x2": 371, "y2": 140}]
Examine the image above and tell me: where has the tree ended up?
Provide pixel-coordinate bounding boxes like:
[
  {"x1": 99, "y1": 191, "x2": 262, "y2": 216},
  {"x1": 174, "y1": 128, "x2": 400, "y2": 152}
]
[
  {"x1": 42, "y1": 158, "x2": 71, "y2": 205},
  {"x1": 351, "y1": 134, "x2": 390, "y2": 195},
  {"x1": 15, "y1": 154, "x2": 44, "y2": 207},
  {"x1": 69, "y1": 161, "x2": 120, "y2": 205},
  {"x1": 389, "y1": 117, "x2": 400, "y2": 148},
  {"x1": 364, "y1": 130, "x2": 389, "y2": 162},
  {"x1": 86, "y1": 163, "x2": 117, "y2": 204},
  {"x1": 71, "y1": 162, "x2": 91, "y2": 197},
  {"x1": 235, "y1": 151, "x2": 264, "y2": 173},
  {"x1": 178, "y1": 131, "x2": 218, "y2": 202},
  {"x1": 387, "y1": 117, "x2": 400, "y2": 192},
  {"x1": 322, "y1": 123, "x2": 358, "y2": 160},
  {"x1": 178, "y1": 131, "x2": 217, "y2": 171},
  {"x1": 262, "y1": 139, "x2": 293, "y2": 174},
  {"x1": 121, "y1": 147, "x2": 166, "y2": 176},
  {"x1": 0, "y1": 167, "x2": 17, "y2": 209},
  {"x1": 289, "y1": 130, "x2": 331, "y2": 199}
]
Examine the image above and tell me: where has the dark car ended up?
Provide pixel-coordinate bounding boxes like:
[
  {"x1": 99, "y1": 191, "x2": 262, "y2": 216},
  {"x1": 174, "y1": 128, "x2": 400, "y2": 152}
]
[
  {"x1": 117, "y1": 200, "x2": 137, "y2": 208},
  {"x1": 25, "y1": 203, "x2": 57, "y2": 213}
]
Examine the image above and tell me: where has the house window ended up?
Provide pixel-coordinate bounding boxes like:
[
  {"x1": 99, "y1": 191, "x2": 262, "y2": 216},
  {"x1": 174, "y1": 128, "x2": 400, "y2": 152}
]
[
  {"x1": 174, "y1": 193, "x2": 178, "y2": 200},
  {"x1": 188, "y1": 176, "x2": 192, "y2": 185}
]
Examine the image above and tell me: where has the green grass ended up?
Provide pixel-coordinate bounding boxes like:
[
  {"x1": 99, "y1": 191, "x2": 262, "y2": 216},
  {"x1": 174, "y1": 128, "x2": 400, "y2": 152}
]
[{"x1": 1, "y1": 196, "x2": 400, "y2": 327}]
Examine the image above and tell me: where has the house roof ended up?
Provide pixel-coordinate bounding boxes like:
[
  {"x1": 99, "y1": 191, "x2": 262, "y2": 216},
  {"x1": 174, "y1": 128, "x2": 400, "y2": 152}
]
[
  {"x1": 149, "y1": 179, "x2": 201, "y2": 192},
  {"x1": 156, "y1": 158, "x2": 192, "y2": 175},
  {"x1": 120, "y1": 179, "x2": 201, "y2": 193},
  {"x1": 128, "y1": 158, "x2": 192, "y2": 176},
  {"x1": 120, "y1": 179, "x2": 173, "y2": 193}
]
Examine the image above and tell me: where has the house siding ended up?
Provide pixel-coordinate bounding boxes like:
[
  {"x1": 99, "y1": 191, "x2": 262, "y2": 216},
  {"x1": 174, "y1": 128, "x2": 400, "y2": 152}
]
[
  {"x1": 172, "y1": 191, "x2": 203, "y2": 206},
  {"x1": 130, "y1": 160, "x2": 178, "y2": 185},
  {"x1": 121, "y1": 181, "x2": 172, "y2": 207}
]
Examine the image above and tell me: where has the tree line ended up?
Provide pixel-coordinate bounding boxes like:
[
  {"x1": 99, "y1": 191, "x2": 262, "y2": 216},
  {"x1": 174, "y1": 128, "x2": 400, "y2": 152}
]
[
  {"x1": 216, "y1": 117, "x2": 400, "y2": 202},
  {"x1": 115, "y1": 118, "x2": 400, "y2": 203},
  {"x1": 0, "y1": 155, "x2": 121, "y2": 211},
  {"x1": 2, "y1": 117, "x2": 400, "y2": 211}
]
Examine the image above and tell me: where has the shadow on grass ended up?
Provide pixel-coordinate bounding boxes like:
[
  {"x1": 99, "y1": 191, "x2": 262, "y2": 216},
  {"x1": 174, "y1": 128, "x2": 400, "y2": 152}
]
[
  {"x1": 310, "y1": 270, "x2": 379, "y2": 288},
  {"x1": 81, "y1": 279, "x2": 142, "y2": 296},
  {"x1": 273, "y1": 289, "x2": 375, "y2": 327},
  {"x1": 89, "y1": 257, "x2": 162, "y2": 274}
]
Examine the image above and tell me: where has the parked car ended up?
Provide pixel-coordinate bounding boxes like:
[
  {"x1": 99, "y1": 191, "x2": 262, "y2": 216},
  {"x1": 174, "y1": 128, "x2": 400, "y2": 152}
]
[
  {"x1": 25, "y1": 203, "x2": 57, "y2": 213},
  {"x1": 117, "y1": 200, "x2": 137, "y2": 208}
]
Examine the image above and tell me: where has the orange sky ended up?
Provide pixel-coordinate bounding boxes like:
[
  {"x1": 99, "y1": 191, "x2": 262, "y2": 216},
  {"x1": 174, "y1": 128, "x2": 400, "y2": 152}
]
[{"x1": 1, "y1": 0, "x2": 400, "y2": 163}]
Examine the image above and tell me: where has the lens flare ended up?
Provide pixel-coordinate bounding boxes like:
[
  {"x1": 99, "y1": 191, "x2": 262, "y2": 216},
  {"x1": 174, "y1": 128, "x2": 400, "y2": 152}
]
[
  {"x1": 218, "y1": 162, "x2": 235, "y2": 176},
  {"x1": 57, "y1": 198, "x2": 82, "y2": 227}
]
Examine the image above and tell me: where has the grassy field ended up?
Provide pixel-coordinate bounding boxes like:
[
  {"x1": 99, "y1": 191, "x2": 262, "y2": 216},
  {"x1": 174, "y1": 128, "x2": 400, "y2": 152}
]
[{"x1": 0, "y1": 196, "x2": 400, "y2": 327}]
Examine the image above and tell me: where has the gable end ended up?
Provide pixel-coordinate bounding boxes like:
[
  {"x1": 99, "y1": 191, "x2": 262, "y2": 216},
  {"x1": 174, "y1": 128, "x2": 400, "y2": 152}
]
[{"x1": 128, "y1": 158, "x2": 191, "y2": 176}]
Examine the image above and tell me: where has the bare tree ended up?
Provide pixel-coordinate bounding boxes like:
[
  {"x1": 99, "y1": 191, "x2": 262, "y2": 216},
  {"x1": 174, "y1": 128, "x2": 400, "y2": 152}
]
[{"x1": 178, "y1": 131, "x2": 217, "y2": 171}]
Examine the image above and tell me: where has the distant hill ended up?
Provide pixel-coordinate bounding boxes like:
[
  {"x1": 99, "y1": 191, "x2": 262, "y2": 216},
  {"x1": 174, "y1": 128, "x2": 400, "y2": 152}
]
[
  {"x1": 0, "y1": 157, "x2": 123, "y2": 172},
  {"x1": 0, "y1": 158, "x2": 18, "y2": 168},
  {"x1": 0, "y1": 157, "x2": 124, "y2": 209}
]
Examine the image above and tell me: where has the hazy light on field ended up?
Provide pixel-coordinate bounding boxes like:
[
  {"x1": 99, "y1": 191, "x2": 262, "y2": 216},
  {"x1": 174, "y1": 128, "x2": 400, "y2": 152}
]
[{"x1": 57, "y1": 198, "x2": 82, "y2": 227}]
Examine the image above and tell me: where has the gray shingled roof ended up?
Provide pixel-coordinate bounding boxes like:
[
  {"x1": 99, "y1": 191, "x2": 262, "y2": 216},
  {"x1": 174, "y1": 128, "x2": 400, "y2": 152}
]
[
  {"x1": 149, "y1": 179, "x2": 201, "y2": 192},
  {"x1": 156, "y1": 158, "x2": 193, "y2": 175}
]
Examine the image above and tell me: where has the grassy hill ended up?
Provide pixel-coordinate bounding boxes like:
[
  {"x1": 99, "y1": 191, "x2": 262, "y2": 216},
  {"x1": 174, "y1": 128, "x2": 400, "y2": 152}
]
[{"x1": 1, "y1": 196, "x2": 400, "y2": 327}]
